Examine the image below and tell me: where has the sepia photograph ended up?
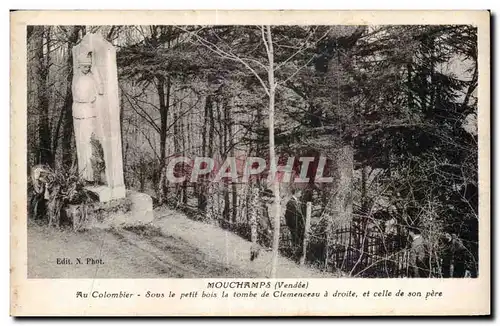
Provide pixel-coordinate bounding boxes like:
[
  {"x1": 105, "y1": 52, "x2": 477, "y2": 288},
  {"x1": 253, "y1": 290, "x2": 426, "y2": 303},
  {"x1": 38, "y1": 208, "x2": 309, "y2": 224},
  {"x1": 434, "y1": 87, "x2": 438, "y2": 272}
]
[
  {"x1": 25, "y1": 23, "x2": 479, "y2": 279},
  {"x1": 10, "y1": 10, "x2": 490, "y2": 316}
]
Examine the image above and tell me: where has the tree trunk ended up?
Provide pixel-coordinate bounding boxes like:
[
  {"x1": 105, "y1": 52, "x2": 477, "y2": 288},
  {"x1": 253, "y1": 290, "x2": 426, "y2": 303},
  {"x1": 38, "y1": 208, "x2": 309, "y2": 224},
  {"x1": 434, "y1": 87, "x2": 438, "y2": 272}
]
[
  {"x1": 226, "y1": 98, "x2": 238, "y2": 224},
  {"x1": 35, "y1": 26, "x2": 53, "y2": 166},
  {"x1": 231, "y1": 182, "x2": 238, "y2": 223},
  {"x1": 61, "y1": 26, "x2": 81, "y2": 168},
  {"x1": 182, "y1": 97, "x2": 190, "y2": 205},
  {"x1": 214, "y1": 97, "x2": 229, "y2": 222},
  {"x1": 157, "y1": 75, "x2": 170, "y2": 204},
  {"x1": 198, "y1": 95, "x2": 212, "y2": 212},
  {"x1": 265, "y1": 26, "x2": 281, "y2": 278},
  {"x1": 249, "y1": 185, "x2": 259, "y2": 244},
  {"x1": 361, "y1": 165, "x2": 369, "y2": 213},
  {"x1": 173, "y1": 99, "x2": 181, "y2": 202},
  {"x1": 325, "y1": 143, "x2": 354, "y2": 270},
  {"x1": 205, "y1": 93, "x2": 216, "y2": 220},
  {"x1": 180, "y1": 97, "x2": 188, "y2": 205},
  {"x1": 300, "y1": 202, "x2": 312, "y2": 265}
]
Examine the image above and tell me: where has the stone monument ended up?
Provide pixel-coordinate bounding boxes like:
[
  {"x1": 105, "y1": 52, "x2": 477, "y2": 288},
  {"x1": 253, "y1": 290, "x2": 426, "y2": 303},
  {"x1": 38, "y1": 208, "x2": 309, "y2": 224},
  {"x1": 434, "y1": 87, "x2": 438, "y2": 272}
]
[
  {"x1": 72, "y1": 33, "x2": 125, "y2": 201},
  {"x1": 72, "y1": 33, "x2": 153, "y2": 225}
]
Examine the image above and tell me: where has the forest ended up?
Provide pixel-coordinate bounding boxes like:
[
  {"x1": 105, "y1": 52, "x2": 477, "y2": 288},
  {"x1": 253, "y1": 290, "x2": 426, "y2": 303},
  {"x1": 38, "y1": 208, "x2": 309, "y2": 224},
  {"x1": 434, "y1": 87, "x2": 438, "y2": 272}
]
[{"x1": 27, "y1": 24, "x2": 479, "y2": 278}]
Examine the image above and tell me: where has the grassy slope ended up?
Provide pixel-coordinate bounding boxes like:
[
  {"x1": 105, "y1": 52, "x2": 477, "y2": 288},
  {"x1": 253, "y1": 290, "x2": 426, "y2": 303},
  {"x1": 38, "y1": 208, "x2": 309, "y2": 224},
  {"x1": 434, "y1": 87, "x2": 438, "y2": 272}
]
[{"x1": 28, "y1": 207, "x2": 327, "y2": 278}]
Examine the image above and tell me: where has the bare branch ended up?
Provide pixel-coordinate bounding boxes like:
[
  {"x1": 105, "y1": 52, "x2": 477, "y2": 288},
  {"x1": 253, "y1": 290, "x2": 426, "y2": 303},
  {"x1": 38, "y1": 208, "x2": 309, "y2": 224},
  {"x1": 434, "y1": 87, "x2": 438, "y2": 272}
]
[
  {"x1": 261, "y1": 26, "x2": 270, "y2": 60},
  {"x1": 276, "y1": 27, "x2": 336, "y2": 87},
  {"x1": 178, "y1": 26, "x2": 271, "y2": 97},
  {"x1": 277, "y1": 54, "x2": 316, "y2": 87},
  {"x1": 121, "y1": 86, "x2": 161, "y2": 134},
  {"x1": 275, "y1": 26, "x2": 317, "y2": 71}
]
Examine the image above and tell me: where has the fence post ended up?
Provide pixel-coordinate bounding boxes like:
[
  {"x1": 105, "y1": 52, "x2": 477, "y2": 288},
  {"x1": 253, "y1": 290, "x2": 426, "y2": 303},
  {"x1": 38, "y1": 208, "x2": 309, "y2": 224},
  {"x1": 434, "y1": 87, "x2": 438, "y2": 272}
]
[{"x1": 300, "y1": 201, "x2": 312, "y2": 265}]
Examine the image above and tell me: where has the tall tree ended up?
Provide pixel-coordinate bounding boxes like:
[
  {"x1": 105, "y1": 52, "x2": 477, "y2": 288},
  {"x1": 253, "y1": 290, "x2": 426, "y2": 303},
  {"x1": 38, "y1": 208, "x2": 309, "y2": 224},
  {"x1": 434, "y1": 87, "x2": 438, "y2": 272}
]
[
  {"x1": 60, "y1": 26, "x2": 82, "y2": 168},
  {"x1": 34, "y1": 26, "x2": 53, "y2": 166}
]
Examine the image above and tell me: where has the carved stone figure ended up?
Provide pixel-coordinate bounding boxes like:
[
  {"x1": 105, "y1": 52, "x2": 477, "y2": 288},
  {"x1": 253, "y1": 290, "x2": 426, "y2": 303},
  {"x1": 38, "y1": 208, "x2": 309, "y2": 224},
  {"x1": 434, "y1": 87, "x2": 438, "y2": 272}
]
[
  {"x1": 72, "y1": 51, "x2": 104, "y2": 183},
  {"x1": 70, "y1": 33, "x2": 152, "y2": 225},
  {"x1": 72, "y1": 33, "x2": 126, "y2": 201}
]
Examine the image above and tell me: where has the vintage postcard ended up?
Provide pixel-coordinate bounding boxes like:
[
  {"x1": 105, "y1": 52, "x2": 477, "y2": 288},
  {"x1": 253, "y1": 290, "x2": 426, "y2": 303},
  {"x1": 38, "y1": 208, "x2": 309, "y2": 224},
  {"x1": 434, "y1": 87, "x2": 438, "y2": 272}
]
[{"x1": 10, "y1": 10, "x2": 490, "y2": 316}]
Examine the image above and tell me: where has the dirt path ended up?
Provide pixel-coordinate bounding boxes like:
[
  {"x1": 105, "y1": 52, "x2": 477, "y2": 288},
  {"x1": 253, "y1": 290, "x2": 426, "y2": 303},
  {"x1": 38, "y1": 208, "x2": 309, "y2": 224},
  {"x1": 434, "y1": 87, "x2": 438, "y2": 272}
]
[{"x1": 28, "y1": 208, "x2": 326, "y2": 278}]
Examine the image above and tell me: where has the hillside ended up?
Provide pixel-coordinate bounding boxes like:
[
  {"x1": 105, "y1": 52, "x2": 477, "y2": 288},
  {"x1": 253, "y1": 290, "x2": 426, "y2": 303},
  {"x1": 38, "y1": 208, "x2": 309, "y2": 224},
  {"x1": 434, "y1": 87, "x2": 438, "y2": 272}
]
[{"x1": 28, "y1": 208, "x2": 327, "y2": 278}]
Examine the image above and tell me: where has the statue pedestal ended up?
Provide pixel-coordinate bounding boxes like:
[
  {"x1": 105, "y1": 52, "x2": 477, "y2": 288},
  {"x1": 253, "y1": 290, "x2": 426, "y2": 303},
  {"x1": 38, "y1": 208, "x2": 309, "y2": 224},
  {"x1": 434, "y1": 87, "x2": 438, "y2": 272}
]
[
  {"x1": 75, "y1": 188, "x2": 154, "y2": 230},
  {"x1": 85, "y1": 185, "x2": 126, "y2": 203}
]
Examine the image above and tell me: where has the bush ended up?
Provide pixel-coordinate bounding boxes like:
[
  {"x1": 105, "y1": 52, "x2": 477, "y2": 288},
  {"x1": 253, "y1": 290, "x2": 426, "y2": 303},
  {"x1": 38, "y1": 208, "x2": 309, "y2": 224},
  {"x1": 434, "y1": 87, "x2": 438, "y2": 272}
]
[{"x1": 29, "y1": 164, "x2": 98, "y2": 229}]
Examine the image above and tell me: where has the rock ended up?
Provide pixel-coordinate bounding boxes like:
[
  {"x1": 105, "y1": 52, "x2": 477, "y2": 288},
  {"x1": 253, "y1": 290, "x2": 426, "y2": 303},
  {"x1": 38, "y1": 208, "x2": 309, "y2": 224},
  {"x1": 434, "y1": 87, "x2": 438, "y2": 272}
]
[
  {"x1": 125, "y1": 191, "x2": 154, "y2": 224},
  {"x1": 68, "y1": 190, "x2": 153, "y2": 230},
  {"x1": 101, "y1": 190, "x2": 153, "y2": 227},
  {"x1": 85, "y1": 185, "x2": 126, "y2": 203}
]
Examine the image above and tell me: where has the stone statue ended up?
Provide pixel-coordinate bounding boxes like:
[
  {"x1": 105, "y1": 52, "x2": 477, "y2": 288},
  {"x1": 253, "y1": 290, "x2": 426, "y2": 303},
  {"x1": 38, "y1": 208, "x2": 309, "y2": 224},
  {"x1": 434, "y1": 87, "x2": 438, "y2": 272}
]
[
  {"x1": 69, "y1": 33, "x2": 153, "y2": 224},
  {"x1": 72, "y1": 51, "x2": 104, "y2": 183},
  {"x1": 72, "y1": 33, "x2": 126, "y2": 201}
]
